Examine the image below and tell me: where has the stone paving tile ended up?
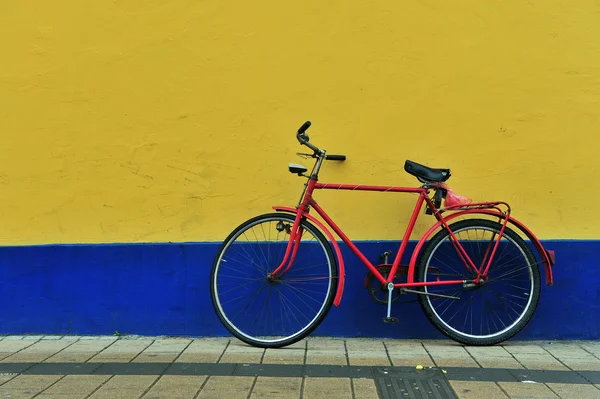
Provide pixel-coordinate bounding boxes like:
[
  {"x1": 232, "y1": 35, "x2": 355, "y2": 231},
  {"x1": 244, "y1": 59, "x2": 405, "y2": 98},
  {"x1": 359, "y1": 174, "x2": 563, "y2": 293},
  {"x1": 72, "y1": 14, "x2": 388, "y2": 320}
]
[
  {"x1": 88, "y1": 339, "x2": 153, "y2": 363},
  {"x1": 35, "y1": 375, "x2": 110, "y2": 399},
  {"x1": 547, "y1": 382, "x2": 600, "y2": 399},
  {"x1": 475, "y1": 357, "x2": 524, "y2": 369},
  {"x1": 133, "y1": 339, "x2": 192, "y2": 363},
  {"x1": 0, "y1": 375, "x2": 64, "y2": 398},
  {"x1": 498, "y1": 381, "x2": 560, "y2": 398},
  {"x1": 220, "y1": 341, "x2": 265, "y2": 364},
  {"x1": 450, "y1": 381, "x2": 508, "y2": 399},
  {"x1": 466, "y1": 346, "x2": 513, "y2": 358},
  {"x1": 0, "y1": 339, "x2": 38, "y2": 361},
  {"x1": 556, "y1": 357, "x2": 600, "y2": 371},
  {"x1": 0, "y1": 374, "x2": 17, "y2": 387},
  {"x1": 465, "y1": 347, "x2": 523, "y2": 369},
  {"x1": 535, "y1": 345, "x2": 600, "y2": 371},
  {"x1": 579, "y1": 342, "x2": 600, "y2": 357},
  {"x1": 263, "y1": 342, "x2": 305, "y2": 365},
  {"x1": 88, "y1": 375, "x2": 158, "y2": 399},
  {"x1": 385, "y1": 341, "x2": 435, "y2": 367},
  {"x1": 2, "y1": 340, "x2": 75, "y2": 363},
  {"x1": 303, "y1": 377, "x2": 351, "y2": 398},
  {"x1": 305, "y1": 338, "x2": 347, "y2": 365},
  {"x1": 545, "y1": 343, "x2": 593, "y2": 358},
  {"x1": 503, "y1": 344, "x2": 550, "y2": 355},
  {"x1": 346, "y1": 339, "x2": 390, "y2": 366},
  {"x1": 197, "y1": 376, "x2": 254, "y2": 399},
  {"x1": 141, "y1": 375, "x2": 207, "y2": 399},
  {"x1": 352, "y1": 378, "x2": 380, "y2": 399},
  {"x1": 21, "y1": 336, "x2": 44, "y2": 341},
  {"x1": 250, "y1": 376, "x2": 302, "y2": 399},
  {"x1": 44, "y1": 340, "x2": 116, "y2": 363},
  {"x1": 511, "y1": 353, "x2": 568, "y2": 370},
  {"x1": 423, "y1": 344, "x2": 480, "y2": 367},
  {"x1": 175, "y1": 338, "x2": 229, "y2": 363},
  {"x1": 421, "y1": 339, "x2": 464, "y2": 348}
]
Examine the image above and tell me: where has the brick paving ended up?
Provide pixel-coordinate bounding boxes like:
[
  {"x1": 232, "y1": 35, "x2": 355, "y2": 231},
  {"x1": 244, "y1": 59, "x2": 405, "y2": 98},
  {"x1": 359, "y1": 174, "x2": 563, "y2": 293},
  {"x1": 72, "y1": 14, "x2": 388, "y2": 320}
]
[{"x1": 0, "y1": 335, "x2": 599, "y2": 398}]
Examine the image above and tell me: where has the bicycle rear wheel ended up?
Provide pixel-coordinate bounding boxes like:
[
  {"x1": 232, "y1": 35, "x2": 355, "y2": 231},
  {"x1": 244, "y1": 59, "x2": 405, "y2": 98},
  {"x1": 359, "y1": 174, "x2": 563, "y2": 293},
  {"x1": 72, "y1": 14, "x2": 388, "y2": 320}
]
[
  {"x1": 417, "y1": 219, "x2": 540, "y2": 345},
  {"x1": 210, "y1": 213, "x2": 337, "y2": 348}
]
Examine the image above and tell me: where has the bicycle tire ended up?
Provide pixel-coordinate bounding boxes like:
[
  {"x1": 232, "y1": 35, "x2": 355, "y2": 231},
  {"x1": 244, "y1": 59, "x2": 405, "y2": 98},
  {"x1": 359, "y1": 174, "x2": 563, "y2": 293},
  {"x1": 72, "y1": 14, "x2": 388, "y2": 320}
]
[
  {"x1": 210, "y1": 212, "x2": 338, "y2": 348},
  {"x1": 416, "y1": 218, "x2": 541, "y2": 346}
]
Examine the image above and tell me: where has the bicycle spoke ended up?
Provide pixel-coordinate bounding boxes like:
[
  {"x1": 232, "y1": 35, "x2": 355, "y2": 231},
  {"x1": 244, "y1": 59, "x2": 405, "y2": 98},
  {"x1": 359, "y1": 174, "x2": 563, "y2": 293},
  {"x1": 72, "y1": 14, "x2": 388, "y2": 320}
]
[
  {"x1": 218, "y1": 279, "x2": 264, "y2": 296},
  {"x1": 211, "y1": 214, "x2": 335, "y2": 346},
  {"x1": 242, "y1": 231, "x2": 270, "y2": 274},
  {"x1": 220, "y1": 285, "x2": 266, "y2": 306},
  {"x1": 420, "y1": 220, "x2": 539, "y2": 343},
  {"x1": 217, "y1": 274, "x2": 264, "y2": 282},
  {"x1": 278, "y1": 288, "x2": 315, "y2": 323},
  {"x1": 265, "y1": 285, "x2": 274, "y2": 337},
  {"x1": 229, "y1": 284, "x2": 267, "y2": 322},
  {"x1": 279, "y1": 282, "x2": 329, "y2": 297},
  {"x1": 285, "y1": 262, "x2": 332, "y2": 273},
  {"x1": 279, "y1": 281, "x2": 327, "y2": 307},
  {"x1": 219, "y1": 264, "x2": 264, "y2": 280},
  {"x1": 227, "y1": 247, "x2": 268, "y2": 274}
]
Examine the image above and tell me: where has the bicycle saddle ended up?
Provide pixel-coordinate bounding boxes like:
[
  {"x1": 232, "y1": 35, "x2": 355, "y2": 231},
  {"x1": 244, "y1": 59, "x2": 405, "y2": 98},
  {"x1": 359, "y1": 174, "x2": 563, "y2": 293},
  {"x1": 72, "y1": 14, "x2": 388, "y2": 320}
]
[{"x1": 404, "y1": 160, "x2": 451, "y2": 183}]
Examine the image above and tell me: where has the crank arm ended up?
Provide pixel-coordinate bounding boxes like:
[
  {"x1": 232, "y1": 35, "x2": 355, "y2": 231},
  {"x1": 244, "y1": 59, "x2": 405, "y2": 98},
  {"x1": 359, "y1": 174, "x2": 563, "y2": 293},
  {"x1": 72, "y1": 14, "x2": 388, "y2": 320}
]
[{"x1": 400, "y1": 288, "x2": 460, "y2": 300}]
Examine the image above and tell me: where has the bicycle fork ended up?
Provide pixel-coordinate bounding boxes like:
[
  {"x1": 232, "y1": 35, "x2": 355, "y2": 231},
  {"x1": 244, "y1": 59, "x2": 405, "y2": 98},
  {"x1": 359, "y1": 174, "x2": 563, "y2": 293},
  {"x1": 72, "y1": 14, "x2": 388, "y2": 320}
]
[{"x1": 268, "y1": 210, "x2": 308, "y2": 279}]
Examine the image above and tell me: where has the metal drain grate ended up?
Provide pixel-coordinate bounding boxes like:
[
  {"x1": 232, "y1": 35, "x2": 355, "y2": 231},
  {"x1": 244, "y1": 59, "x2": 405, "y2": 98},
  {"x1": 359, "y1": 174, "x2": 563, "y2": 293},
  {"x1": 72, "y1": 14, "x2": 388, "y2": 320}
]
[{"x1": 373, "y1": 367, "x2": 457, "y2": 399}]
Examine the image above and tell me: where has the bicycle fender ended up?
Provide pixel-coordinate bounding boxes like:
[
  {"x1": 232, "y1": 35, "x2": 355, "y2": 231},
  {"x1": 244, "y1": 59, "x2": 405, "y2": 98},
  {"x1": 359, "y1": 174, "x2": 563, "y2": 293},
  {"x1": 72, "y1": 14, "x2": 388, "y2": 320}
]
[
  {"x1": 272, "y1": 206, "x2": 346, "y2": 306},
  {"x1": 408, "y1": 210, "x2": 554, "y2": 286}
]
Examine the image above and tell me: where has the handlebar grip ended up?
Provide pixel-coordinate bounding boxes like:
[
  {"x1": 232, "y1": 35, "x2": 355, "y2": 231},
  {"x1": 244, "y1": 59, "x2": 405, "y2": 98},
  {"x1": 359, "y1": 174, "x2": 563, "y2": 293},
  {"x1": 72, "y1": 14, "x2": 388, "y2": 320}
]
[
  {"x1": 298, "y1": 121, "x2": 311, "y2": 134},
  {"x1": 326, "y1": 154, "x2": 346, "y2": 161}
]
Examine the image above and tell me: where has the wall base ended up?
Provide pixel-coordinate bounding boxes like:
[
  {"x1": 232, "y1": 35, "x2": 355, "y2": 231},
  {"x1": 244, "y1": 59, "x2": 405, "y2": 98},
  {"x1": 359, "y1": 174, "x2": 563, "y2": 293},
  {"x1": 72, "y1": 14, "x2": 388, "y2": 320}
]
[{"x1": 0, "y1": 240, "x2": 595, "y2": 340}]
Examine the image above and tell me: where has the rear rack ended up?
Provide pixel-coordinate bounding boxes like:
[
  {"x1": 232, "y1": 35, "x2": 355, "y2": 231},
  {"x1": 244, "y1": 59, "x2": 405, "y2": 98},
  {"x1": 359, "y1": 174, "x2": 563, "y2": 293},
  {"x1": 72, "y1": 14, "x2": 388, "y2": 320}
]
[{"x1": 440, "y1": 201, "x2": 511, "y2": 215}]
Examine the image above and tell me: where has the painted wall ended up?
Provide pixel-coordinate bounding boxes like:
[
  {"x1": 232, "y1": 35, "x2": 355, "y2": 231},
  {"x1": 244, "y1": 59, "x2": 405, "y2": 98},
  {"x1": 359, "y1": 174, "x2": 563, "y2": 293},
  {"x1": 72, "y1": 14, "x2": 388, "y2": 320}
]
[
  {"x1": 0, "y1": 1, "x2": 599, "y2": 338},
  {"x1": 0, "y1": 241, "x2": 597, "y2": 339},
  {"x1": 1, "y1": 1, "x2": 599, "y2": 244}
]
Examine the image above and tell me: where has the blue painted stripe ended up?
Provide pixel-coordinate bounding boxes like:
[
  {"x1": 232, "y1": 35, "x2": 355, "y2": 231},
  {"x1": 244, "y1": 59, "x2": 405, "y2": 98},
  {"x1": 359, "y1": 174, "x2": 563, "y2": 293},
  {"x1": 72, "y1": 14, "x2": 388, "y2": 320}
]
[{"x1": 0, "y1": 240, "x2": 596, "y2": 339}]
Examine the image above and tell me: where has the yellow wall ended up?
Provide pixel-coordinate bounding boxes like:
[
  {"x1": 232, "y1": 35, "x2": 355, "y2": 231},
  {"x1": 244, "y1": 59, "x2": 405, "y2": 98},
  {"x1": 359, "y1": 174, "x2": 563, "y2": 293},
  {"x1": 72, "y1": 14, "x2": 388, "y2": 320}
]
[{"x1": 0, "y1": 1, "x2": 599, "y2": 244}]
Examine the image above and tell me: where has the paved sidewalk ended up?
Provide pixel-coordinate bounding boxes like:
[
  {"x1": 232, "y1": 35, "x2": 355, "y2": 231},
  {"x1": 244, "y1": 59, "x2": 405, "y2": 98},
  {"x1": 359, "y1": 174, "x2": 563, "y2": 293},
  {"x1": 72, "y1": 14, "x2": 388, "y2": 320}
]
[{"x1": 0, "y1": 336, "x2": 599, "y2": 398}]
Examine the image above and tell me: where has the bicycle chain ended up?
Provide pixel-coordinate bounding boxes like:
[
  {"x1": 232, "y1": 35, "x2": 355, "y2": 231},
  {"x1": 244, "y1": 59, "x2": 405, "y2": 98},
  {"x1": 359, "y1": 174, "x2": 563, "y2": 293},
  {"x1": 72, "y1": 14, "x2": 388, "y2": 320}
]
[{"x1": 366, "y1": 266, "x2": 472, "y2": 305}]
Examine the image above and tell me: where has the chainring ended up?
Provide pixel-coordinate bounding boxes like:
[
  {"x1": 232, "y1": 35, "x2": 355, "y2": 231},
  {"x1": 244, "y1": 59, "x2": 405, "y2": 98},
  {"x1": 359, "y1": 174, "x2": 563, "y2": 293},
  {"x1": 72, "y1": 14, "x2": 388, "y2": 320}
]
[{"x1": 365, "y1": 265, "x2": 405, "y2": 305}]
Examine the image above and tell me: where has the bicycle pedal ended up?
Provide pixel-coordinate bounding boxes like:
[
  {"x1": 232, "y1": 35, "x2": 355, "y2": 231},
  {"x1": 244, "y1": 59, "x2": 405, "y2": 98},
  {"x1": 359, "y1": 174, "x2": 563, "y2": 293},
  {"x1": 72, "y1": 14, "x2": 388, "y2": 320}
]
[{"x1": 383, "y1": 317, "x2": 399, "y2": 324}]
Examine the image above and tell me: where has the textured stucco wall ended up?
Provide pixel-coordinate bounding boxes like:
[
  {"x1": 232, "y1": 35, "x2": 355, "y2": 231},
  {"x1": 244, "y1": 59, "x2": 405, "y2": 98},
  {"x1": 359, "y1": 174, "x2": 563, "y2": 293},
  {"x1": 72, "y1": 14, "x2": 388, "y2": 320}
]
[{"x1": 0, "y1": 1, "x2": 599, "y2": 244}]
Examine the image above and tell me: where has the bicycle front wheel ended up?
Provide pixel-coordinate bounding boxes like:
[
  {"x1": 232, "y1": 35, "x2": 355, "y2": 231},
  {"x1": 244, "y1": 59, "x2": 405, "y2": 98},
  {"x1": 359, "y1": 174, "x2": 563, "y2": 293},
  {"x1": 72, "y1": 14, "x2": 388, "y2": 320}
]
[
  {"x1": 210, "y1": 213, "x2": 337, "y2": 348},
  {"x1": 417, "y1": 219, "x2": 540, "y2": 345}
]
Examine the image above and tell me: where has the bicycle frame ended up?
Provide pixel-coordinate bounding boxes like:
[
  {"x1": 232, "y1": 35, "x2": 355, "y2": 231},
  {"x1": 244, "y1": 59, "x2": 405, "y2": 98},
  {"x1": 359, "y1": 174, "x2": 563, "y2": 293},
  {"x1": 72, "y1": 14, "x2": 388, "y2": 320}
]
[
  {"x1": 271, "y1": 176, "x2": 555, "y2": 307},
  {"x1": 268, "y1": 139, "x2": 555, "y2": 307}
]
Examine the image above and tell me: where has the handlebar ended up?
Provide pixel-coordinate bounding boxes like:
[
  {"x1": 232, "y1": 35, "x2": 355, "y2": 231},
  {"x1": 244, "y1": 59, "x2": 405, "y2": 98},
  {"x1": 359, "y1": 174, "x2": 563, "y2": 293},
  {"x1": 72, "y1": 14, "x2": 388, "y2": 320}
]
[
  {"x1": 298, "y1": 121, "x2": 311, "y2": 134},
  {"x1": 295, "y1": 121, "x2": 346, "y2": 161}
]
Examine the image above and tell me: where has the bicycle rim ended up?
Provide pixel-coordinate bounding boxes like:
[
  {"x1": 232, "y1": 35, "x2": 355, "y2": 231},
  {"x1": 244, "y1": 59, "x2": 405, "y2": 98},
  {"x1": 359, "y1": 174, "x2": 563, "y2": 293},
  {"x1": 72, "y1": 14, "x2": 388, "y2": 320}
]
[
  {"x1": 211, "y1": 214, "x2": 336, "y2": 347},
  {"x1": 419, "y1": 219, "x2": 539, "y2": 343}
]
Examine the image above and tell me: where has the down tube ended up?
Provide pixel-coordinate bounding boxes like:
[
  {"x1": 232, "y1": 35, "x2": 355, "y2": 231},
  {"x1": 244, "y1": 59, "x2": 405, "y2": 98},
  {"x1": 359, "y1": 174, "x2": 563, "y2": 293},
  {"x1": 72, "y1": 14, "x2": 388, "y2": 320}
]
[{"x1": 309, "y1": 201, "x2": 384, "y2": 284}]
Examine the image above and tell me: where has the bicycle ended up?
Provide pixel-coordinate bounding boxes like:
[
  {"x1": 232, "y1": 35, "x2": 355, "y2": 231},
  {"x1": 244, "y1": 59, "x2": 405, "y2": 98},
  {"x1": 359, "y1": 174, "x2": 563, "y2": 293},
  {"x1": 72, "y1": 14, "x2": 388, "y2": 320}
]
[{"x1": 210, "y1": 121, "x2": 555, "y2": 348}]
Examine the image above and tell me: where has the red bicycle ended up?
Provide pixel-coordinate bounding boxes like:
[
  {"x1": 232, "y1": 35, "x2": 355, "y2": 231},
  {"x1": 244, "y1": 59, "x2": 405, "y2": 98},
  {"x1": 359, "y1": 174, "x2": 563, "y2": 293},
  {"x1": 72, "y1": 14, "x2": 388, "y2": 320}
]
[{"x1": 210, "y1": 121, "x2": 555, "y2": 348}]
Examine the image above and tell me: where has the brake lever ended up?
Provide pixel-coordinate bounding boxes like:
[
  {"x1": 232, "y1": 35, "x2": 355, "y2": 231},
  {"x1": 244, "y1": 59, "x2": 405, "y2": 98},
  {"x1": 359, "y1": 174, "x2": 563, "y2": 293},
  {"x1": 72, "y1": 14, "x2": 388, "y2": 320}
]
[{"x1": 296, "y1": 152, "x2": 316, "y2": 159}]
